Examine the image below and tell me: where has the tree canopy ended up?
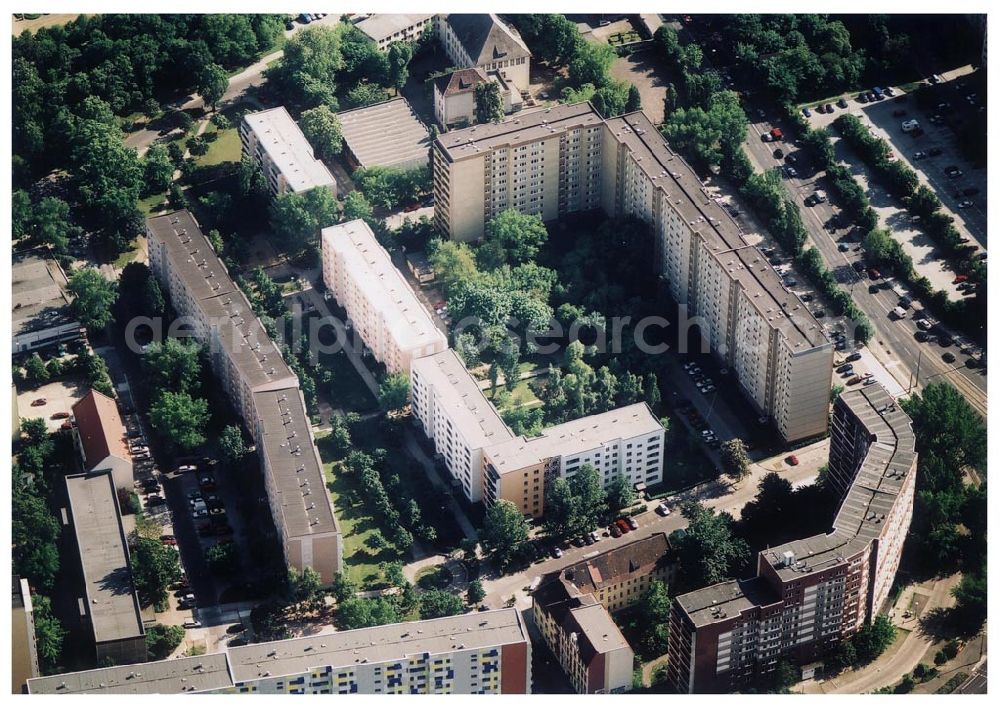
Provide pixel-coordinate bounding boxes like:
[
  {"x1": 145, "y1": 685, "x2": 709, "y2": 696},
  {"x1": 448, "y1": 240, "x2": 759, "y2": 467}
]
[
  {"x1": 68, "y1": 267, "x2": 118, "y2": 330},
  {"x1": 149, "y1": 390, "x2": 210, "y2": 451},
  {"x1": 481, "y1": 499, "x2": 530, "y2": 571}
]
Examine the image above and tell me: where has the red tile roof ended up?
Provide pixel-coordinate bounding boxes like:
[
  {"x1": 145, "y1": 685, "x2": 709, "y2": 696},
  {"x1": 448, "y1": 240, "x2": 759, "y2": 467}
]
[{"x1": 72, "y1": 389, "x2": 129, "y2": 469}]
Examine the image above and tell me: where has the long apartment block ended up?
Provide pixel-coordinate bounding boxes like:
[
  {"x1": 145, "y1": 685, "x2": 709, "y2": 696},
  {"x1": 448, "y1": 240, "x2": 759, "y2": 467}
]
[
  {"x1": 411, "y1": 350, "x2": 663, "y2": 516},
  {"x1": 667, "y1": 382, "x2": 917, "y2": 693},
  {"x1": 27, "y1": 609, "x2": 531, "y2": 695},
  {"x1": 146, "y1": 210, "x2": 342, "y2": 582},
  {"x1": 240, "y1": 106, "x2": 337, "y2": 196},
  {"x1": 321, "y1": 219, "x2": 448, "y2": 374},
  {"x1": 432, "y1": 103, "x2": 833, "y2": 443}
]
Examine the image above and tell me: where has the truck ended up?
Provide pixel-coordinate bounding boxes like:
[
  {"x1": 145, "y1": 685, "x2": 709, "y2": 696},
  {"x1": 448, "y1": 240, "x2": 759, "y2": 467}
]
[{"x1": 892, "y1": 306, "x2": 907, "y2": 320}]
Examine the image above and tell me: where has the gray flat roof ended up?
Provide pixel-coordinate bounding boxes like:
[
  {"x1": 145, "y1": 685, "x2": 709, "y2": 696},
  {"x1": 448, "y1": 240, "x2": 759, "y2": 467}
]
[
  {"x1": 762, "y1": 383, "x2": 917, "y2": 580},
  {"x1": 242, "y1": 107, "x2": 336, "y2": 193},
  {"x1": 486, "y1": 402, "x2": 662, "y2": 473},
  {"x1": 27, "y1": 654, "x2": 233, "y2": 694},
  {"x1": 356, "y1": 13, "x2": 434, "y2": 43},
  {"x1": 436, "y1": 101, "x2": 603, "y2": 162},
  {"x1": 252, "y1": 388, "x2": 339, "y2": 539},
  {"x1": 338, "y1": 98, "x2": 431, "y2": 170},
  {"x1": 411, "y1": 349, "x2": 514, "y2": 450},
  {"x1": 145, "y1": 211, "x2": 298, "y2": 392},
  {"x1": 605, "y1": 111, "x2": 827, "y2": 351},
  {"x1": 676, "y1": 576, "x2": 781, "y2": 628},
  {"x1": 64, "y1": 471, "x2": 144, "y2": 646},
  {"x1": 12, "y1": 252, "x2": 79, "y2": 338},
  {"x1": 227, "y1": 608, "x2": 528, "y2": 683}
]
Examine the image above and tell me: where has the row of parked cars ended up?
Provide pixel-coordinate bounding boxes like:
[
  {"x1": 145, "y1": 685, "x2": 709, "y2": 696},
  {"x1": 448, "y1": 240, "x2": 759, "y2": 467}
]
[{"x1": 683, "y1": 360, "x2": 716, "y2": 395}]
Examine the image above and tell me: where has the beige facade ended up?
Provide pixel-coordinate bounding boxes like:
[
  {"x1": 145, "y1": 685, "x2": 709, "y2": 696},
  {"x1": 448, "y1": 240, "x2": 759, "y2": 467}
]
[
  {"x1": 356, "y1": 13, "x2": 434, "y2": 51},
  {"x1": 12, "y1": 577, "x2": 39, "y2": 694},
  {"x1": 240, "y1": 107, "x2": 336, "y2": 196},
  {"x1": 433, "y1": 68, "x2": 522, "y2": 129},
  {"x1": 437, "y1": 14, "x2": 531, "y2": 91},
  {"x1": 321, "y1": 219, "x2": 447, "y2": 375},
  {"x1": 434, "y1": 104, "x2": 833, "y2": 443}
]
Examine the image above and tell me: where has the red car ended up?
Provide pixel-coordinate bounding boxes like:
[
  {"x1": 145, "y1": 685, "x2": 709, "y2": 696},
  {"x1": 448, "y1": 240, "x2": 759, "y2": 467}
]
[
  {"x1": 954, "y1": 275, "x2": 969, "y2": 284},
  {"x1": 51, "y1": 411, "x2": 70, "y2": 419},
  {"x1": 867, "y1": 268, "x2": 881, "y2": 280},
  {"x1": 31, "y1": 398, "x2": 47, "y2": 407},
  {"x1": 616, "y1": 518, "x2": 631, "y2": 534},
  {"x1": 160, "y1": 535, "x2": 177, "y2": 546},
  {"x1": 786, "y1": 455, "x2": 800, "y2": 466},
  {"x1": 402, "y1": 203, "x2": 420, "y2": 213}
]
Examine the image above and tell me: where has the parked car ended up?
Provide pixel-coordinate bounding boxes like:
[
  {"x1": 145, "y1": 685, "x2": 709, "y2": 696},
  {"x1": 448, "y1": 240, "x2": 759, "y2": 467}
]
[
  {"x1": 867, "y1": 268, "x2": 881, "y2": 280},
  {"x1": 901, "y1": 119, "x2": 920, "y2": 132},
  {"x1": 626, "y1": 517, "x2": 639, "y2": 530},
  {"x1": 616, "y1": 519, "x2": 631, "y2": 534},
  {"x1": 656, "y1": 502, "x2": 671, "y2": 516},
  {"x1": 912, "y1": 151, "x2": 926, "y2": 160},
  {"x1": 847, "y1": 376, "x2": 862, "y2": 385},
  {"x1": 183, "y1": 620, "x2": 203, "y2": 629},
  {"x1": 146, "y1": 494, "x2": 166, "y2": 506},
  {"x1": 609, "y1": 523, "x2": 622, "y2": 538},
  {"x1": 199, "y1": 474, "x2": 217, "y2": 490},
  {"x1": 786, "y1": 455, "x2": 800, "y2": 466},
  {"x1": 945, "y1": 166, "x2": 963, "y2": 178},
  {"x1": 192, "y1": 508, "x2": 209, "y2": 519},
  {"x1": 958, "y1": 200, "x2": 974, "y2": 209},
  {"x1": 802, "y1": 107, "x2": 812, "y2": 117},
  {"x1": 773, "y1": 148, "x2": 784, "y2": 159},
  {"x1": 551, "y1": 546, "x2": 563, "y2": 558},
  {"x1": 160, "y1": 535, "x2": 177, "y2": 546},
  {"x1": 846, "y1": 352, "x2": 863, "y2": 362},
  {"x1": 837, "y1": 98, "x2": 848, "y2": 109},
  {"x1": 942, "y1": 352, "x2": 956, "y2": 364},
  {"x1": 858, "y1": 92, "x2": 869, "y2": 104},
  {"x1": 31, "y1": 398, "x2": 47, "y2": 406}
]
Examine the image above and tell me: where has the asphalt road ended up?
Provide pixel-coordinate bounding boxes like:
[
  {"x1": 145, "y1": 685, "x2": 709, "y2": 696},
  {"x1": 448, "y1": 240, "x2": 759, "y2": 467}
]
[{"x1": 743, "y1": 119, "x2": 986, "y2": 418}]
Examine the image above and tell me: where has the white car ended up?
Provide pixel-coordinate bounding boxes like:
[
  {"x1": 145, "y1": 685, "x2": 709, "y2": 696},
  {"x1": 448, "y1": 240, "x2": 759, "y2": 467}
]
[
  {"x1": 958, "y1": 200, "x2": 974, "y2": 209},
  {"x1": 656, "y1": 502, "x2": 672, "y2": 516},
  {"x1": 183, "y1": 620, "x2": 202, "y2": 629},
  {"x1": 901, "y1": 119, "x2": 920, "y2": 132}
]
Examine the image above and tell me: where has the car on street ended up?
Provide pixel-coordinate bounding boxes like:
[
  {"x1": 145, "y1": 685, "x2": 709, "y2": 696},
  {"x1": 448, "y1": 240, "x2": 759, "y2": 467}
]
[
  {"x1": 192, "y1": 508, "x2": 209, "y2": 519},
  {"x1": 838, "y1": 242, "x2": 850, "y2": 251},
  {"x1": 915, "y1": 331, "x2": 930, "y2": 342},
  {"x1": 846, "y1": 352, "x2": 862, "y2": 362},
  {"x1": 609, "y1": 523, "x2": 622, "y2": 538},
  {"x1": 616, "y1": 519, "x2": 631, "y2": 534},
  {"x1": 837, "y1": 97, "x2": 848, "y2": 109},
  {"x1": 958, "y1": 200, "x2": 974, "y2": 209},
  {"x1": 912, "y1": 151, "x2": 926, "y2": 160},
  {"x1": 802, "y1": 107, "x2": 812, "y2": 117},
  {"x1": 786, "y1": 455, "x2": 800, "y2": 466},
  {"x1": 945, "y1": 166, "x2": 963, "y2": 178},
  {"x1": 942, "y1": 352, "x2": 956, "y2": 364},
  {"x1": 550, "y1": 546, "x2": 563, "y2": 558},
  {"x1": 656, "y1": 502, "x2": 671, "y2": 516},
  {"x1": 901, "y1": 119, "x2": 920, "y2": 132},
  {"x1": 626, "y1": 517, "x2": 639, "y2": 530},
  {"x1": 773, "y1": 148, "x2": 784, "y2": 159},
  {"x1": 867, "y1": 268, "x2": 881, "y2": 279},
  {"x1": 847, "y1": 376, "x2": 862, "y2": 385},
  {"x1": 31, "y1": 398, "x2": 46, "y2": 406}
]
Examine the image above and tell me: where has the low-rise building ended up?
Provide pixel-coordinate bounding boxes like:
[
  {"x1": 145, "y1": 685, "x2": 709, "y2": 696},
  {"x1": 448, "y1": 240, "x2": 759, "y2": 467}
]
[
  {"x1": 554, "y1": 533, "x2": 676, "y2": 613},
  {"x1": 667, "y1": 383, "x2": 917, "y2": 693},
  {"x1": 432, "y1": 67, "x2": 522, "y2": 128},
  {"x1": 71, "y1": 389, "x2": 133, "y2": 491},
  {"x1": 28, "y1": 609, "x2": 531, "y2": 695},
  {"x1": 356, "y1": 13, "x2": 434, "y2": 51},
  {"x1": 410, "y1": 350, "x2": 515, "y2": 502},
  {"x1": 321, "y1": 219, "x2": 447, "y2": 374},
  {"x1": 483, "y1": 403, "x2": 664, "y2": 518},
  {"x1": 12, "y1": 251, "x2": 84, "y2": 354},
  {"x1": 12, "y1": 576, "x2": 40, "y2": 694},
  {"x1": 438, "y1": 14, "x2": 532, "y2": 93},
  {"x1": 532, "y1": 575, "x2": 633, "y2": 694},
  {"x1": 404, "y1": 250, "x2": 435, "y2": 283},
  {"x1": 64, "y1": 470, "x2": 146, "y2": 667},
  {"x1": 338, "y1": 97, "x2": 432, "y2": 172},
  {"x1": 240, "y1": 107, "x2": 337, "y2": 196},
  {"x1": 146, "y1": 210, "x2": 342, "y2": 582}
]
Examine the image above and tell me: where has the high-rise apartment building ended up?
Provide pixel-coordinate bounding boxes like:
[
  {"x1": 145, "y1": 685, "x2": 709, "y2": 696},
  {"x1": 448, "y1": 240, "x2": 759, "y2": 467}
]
[
  {"x1": 146, "y1": 211, "x2": 342, "y2": 582},
  {"x1": 432, "y1": 104, "x2": 832, "y2": 443},
  {"x1": 667, "y1": 383, "x2": 917, "y2": 693},
  {"x1": 240, "y1": 107, "x2": 337, "y2": 196},
  {"x1": 321, "y1": 219, "x2": 447, "y2": 374},
  {"x1": 28, "y1": 609, "x2": 531, "y2": 695}
]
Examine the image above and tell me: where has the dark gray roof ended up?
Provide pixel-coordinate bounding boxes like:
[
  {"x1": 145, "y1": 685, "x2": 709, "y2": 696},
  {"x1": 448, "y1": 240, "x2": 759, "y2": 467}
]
[
  {"x1": 338, "y1": 97, "x2": 431, "y2": 170},
  {"x1": 445, "y1": 14, "x2": 531, "y2": 66},
  {"x1": 560, "y1": 533, "x2": 672, "y2": 595},
  {"x1": 252, "y1": 388, "x2": 339, "y2": 538},
  {"x1": 675, "y1": 576, "x2": 781, "y2": 628},
  {"x1": 64, "y1": 471, "x2": 144, "y2": 646},
  {"x1": 434, "y1": 67, "x2": 489, "y2": 97}
]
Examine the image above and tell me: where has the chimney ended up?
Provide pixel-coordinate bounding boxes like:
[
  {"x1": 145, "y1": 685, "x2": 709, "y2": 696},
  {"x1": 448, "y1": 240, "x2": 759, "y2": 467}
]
[{"x1": 782, "y1": 550, "x2": 795, "y2": 567}]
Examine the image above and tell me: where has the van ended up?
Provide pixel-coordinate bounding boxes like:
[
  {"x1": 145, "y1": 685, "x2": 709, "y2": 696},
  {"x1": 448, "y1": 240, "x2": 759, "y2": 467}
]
[
  {"x1": 813, "y1": 190, "x2": 827, "y2": 204},
  {"x1": 892, "y1": 306, "x2": 907, "y2": 320}
]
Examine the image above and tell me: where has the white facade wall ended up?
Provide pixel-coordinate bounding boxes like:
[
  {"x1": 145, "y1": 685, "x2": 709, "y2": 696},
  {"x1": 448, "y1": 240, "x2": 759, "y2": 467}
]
[{"x1": 559, "y1": 428, "x2": 665, "y2": 489}]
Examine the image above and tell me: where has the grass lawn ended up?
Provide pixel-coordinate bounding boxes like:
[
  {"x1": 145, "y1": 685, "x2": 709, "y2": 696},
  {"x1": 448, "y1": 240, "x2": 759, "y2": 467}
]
[
  {"x1": 317, "y1": 432, "x2": 398, "y2": 587},
  {"x1": 138, "y1": 191, "x2": 169, "y2": 216},
  {"x1": 195, "y1": 122, "x2": 242, "y2": 167},
  {"x1": 490, "y1": 376, "x2": 544, "y2": 414},
  {"x1": 113, "y1": 235, "x2": 146, "y2": 269}
]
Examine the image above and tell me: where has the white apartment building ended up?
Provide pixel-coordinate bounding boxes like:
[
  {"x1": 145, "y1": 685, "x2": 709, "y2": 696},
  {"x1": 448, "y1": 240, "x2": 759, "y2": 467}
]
[
  {"x1": 433, "y1": 104, "x2": 833, "y2": 443},
  {"x1": 321, "y1": 219, "x2": 447, "y2": 374},
  {"x1": 240, "y1": 107, "x2": 337, "y2": 196},
  {"x1": 28, "y1": 609, "x2": 532, "y2": 695},
  {"x1": 146, "y1": 210, "x2": 342, "y2": 582},
  {"x1": 410, "y1": 350, "x2": 515, "y2": 502},
  {"x1": 437, "y1": 14, "x2": 531, "y2": 93},
  {"x1": 356, "y1": 13, "x2": 434, "y2": 51},
  {"x1": 482, "y1": 403, "x2": 665, "y2": 518}
]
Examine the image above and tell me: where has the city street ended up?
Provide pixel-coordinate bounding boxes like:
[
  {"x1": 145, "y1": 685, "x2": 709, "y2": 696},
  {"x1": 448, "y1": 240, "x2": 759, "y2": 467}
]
[{"x1": 743, "y1": 115, "x2": 986, "y2": 418}]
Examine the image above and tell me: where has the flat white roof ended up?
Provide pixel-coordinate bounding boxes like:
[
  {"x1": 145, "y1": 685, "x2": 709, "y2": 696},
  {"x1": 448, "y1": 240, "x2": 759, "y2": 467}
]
[
  {"x1": 412, "y1": 350, "x2": 514, "y2": 449},
  {"x1": 242, "y1": 107, "x2": 336, "y2": 193},
  {"x1": 322, "y1": 219, "x2": 446, "y2": 354},
  {"x1": 486, "y1": 403, "x2": 662, "y2": 473},
  {"x1": 356, "y1": 13, "x2": 434, "y2": 43}
]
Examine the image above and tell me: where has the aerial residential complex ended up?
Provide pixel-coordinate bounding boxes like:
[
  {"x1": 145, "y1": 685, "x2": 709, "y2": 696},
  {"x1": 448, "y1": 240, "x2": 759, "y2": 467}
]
[
  {"x1": 146, "y1": 210, "x2": 342, "y2": 583},
  {"x1": 532, "y1": 534, "x2": 676, "y2": 694},
  {"x1": 64, "y1": 470, "x2": 146, "y2": 667},
  {"x1": 667, "y1": 383, "x2": 917, "y2": 693},
  {"x1": 432, "y1": 103, "x2": 833, "y2": 443},
  {"x1": 410, "y1": 350, "x2": 664, "y2": 516},
  {"x1": 27, "y1": 609, "x2": 531, "y2": 695},
  {"x1": 321, "y1": 219, "x2": 448, "y2": 374},
  {"x1": 239, "y1": 106, "x2": 337, "y2": 196}
]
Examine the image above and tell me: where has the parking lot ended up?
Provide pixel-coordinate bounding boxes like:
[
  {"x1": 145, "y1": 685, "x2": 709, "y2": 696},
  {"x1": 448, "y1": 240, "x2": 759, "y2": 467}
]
[{"x1": 16, "y1": 377, "x2": 88, "y2": 433}]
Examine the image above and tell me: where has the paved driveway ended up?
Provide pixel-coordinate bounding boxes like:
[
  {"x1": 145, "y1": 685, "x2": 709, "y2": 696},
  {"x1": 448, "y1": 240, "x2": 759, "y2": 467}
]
[
  {"x1": 16, "y1": 377, "x2": 88, "y2": 432},
  {"x1": 608, "y1": 47, "x2": 673, "y2": 125}
]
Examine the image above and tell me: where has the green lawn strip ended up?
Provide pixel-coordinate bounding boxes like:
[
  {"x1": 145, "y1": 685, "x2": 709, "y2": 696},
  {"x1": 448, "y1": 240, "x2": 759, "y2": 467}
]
[{"x1": 194, "y1": 122, "x2": 242, "y2": 167}]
